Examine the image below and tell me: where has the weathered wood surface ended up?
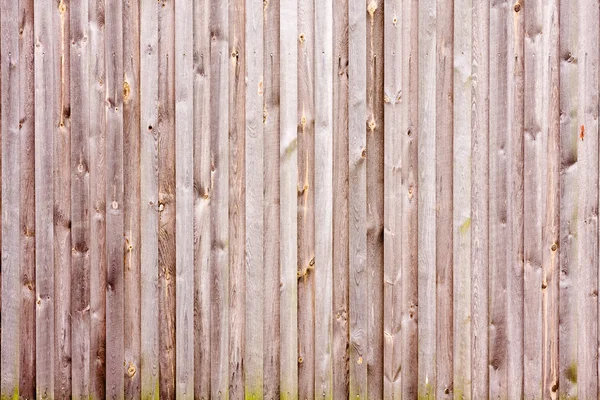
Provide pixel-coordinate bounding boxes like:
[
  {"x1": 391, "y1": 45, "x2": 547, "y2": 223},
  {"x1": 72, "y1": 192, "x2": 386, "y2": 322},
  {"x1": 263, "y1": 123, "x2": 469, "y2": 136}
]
[{"x1": 2, "y1": 1, "x2": 600, "y2": 398}]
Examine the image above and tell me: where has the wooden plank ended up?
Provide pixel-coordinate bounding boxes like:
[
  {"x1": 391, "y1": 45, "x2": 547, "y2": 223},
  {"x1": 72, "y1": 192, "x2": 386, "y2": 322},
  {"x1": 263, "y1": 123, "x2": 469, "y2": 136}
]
[
  {"x1": 435, "y1": 0, "x2": 453, "y2": 397},
  {"x1": 70, "y1": 0, "x2": 90, "y2": 396},
  {"x1": 174, "y1": 0, "x2": 194, "y2": 397},
  {"x1": 123, "y1": 0, "x2": 141, "y2": 398},
  {"x1": 140, "y1": 0, "x2": 159, "y2": 397},
  {"x1": 332, "y1": 0, "x2": 349, "y2": 397},
  {"x1": 54, "y1": 1, "x2": 72, "y2": 397},
  {"x1": 315, "y1": 0, "x2": 333, "y2": 395},
  {"x1": 366, "y1": 0, "x2": 384, "y2": 397},
  {"x1": 245, "y1": 0, "x2": 264, "y2": 395},
  {"x1": 297, "y1": 0, "x2": 315, "y2": 395},
  {"x1": 470, "y1": 0, "x2": 489, "y2": 397},
  {"x1": 542, "y1": 0, "x2": 560, "y2": 396},
  {"x1": 523, "y1": 0, "x2": 543, "y2": 397},
  {"x1": 34, "y1": 0, "x2": 56, "y2": 396},
  {"x1": 400, "y1": 0, "x2": 418, "y2": 397},
  {"x1": 263, "y1": 0, "x2": 280, "y2": 396},
  {"x1": 19, "y1": 0, "x2": 36, "y2": 397},
  {"x1": 576, "y1": 0, "x2": 599, "y2": 397},
  {"x1": 89, "y1": 0, "x2": 107, "y2": 397},
  {"x1": 228, "y1": 0, "x2": 246, "y2": 395},
  {"x1": 105, "y1": 0, "x2": 124, "y2": 396},
  {"x1": 210, "y1": 0, "x2": 230, "y2": 397},
  {"x1": 452, "y1": 0, "x2": 472, "y2": 396},
  {"x1": 417, "y1": 0, "x2": 436, "y2": 396},
  {"x1": 348, "y1": 0, "x2": 367, "y2": 395},
  {"x1": 193, "y1": 0, "x2": 211, "y2": 396},
  {"x1": 1, "y1": 1, "x2": 21, "y2": 397},
  {"x1": 280, "y1": 0, "x2": 299, "y2": 397},
  {"x1": 157, "y1": 1, "x2": 176, "y2": 396}
]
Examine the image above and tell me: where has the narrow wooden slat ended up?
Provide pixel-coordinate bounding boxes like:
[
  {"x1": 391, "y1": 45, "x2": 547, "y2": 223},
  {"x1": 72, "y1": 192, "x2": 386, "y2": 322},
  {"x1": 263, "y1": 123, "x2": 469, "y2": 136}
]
[
  {"x1": 366, "y1": 0, "x2": 384, "y2": 397},
  {"x1": 70, "y1": 0, "x2": 90, "y2": 396},
  {"x1": 157, "y1": 1, "x2": 176, "y2": 396},
  {"x1": 452, "y1": 0, "x2": 472, "y2": 396},
  {"x1": 332, "y1": 0, "x2": 350, "y2": 397},
  {"x1": 123, "y1": 0, "x2": 141, "y2": 398},
  {"x1": 576, "y1": 0, "x2": 599, "y2": 396},
  {"x1": 228, "y1": 0, "x2": 246, "y2": 395},
  {"x1": 348, "y1": 0, "x2": 367, "y2": 395},
  {"x1": 140, "y1": 0, "x2": 159, "y2": 397},
  {"x1": 263, "y1": 0, "x2": 280, "y2": 396},
  {"x1": 89, "y1": 0, "x2": 107, "y2": 397},
  {"x1": 19, "y1": 1, "x2": 36, "y2": 397},
  {"x1": 280, "y1": 0, "x2": 299, "y2": 397},
  {"x1": 209, "y1": 0, "x2": 230, "y2": 397},
  {"x1": 174, "y1": 0, "x2": 194, "y2": 397},
  {"x1": 54, "y1": 1, "x2": 72, "y2": 396},
  {"x1": 35, "y1": 0, "x2": 57, "y2": 396},
  {"x1": 105, "y1": 0, "x2": 125, "y2": 396},
  {"x1": 435, "y1": 0, "x2": 453, "y2": 397},
  {"x1": 417, "y1": 0, "x2": 436, "y2": 396},
  {"x1": 315, "y1": 0, "x2": 333, "y2": 396},
  {"x1": 542, "y1": 0, "x2": 560, "y2": 396},
  {"x1": 193, "y1": 0, "x2": 211, "y2": 396},
  {"x1": 400, "y1": 0, "x2": 418, "y2": 397},
  {"x1": 1, "y1": 2, "x2": 21, "y2": 397},
  {"x1": 470, "y1": 0, "x2": 489, "y2": 397},
  {"x1": 297, "y1": 0, "x2": 315, "y2": 395},
  {"x1": 245, "y1": 0, "x2": 264, "y2": 396}
]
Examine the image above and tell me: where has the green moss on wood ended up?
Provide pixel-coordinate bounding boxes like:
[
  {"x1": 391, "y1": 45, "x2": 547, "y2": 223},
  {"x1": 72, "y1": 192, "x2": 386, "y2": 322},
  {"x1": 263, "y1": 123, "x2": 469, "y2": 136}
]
[{"x1": 0, "y1": 386, "x2": 19, "y2": 400}]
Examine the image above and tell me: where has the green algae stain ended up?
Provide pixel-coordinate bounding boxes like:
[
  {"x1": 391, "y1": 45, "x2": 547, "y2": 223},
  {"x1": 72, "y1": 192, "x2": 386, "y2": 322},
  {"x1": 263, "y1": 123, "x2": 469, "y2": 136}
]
[
  {"x1": 459, "y1": 218, "x2": 471, "y2": 236},
  {"x1": 0, "y1": 386, "x2": 19, "y2": 400},
  {"x1": 418, "y1": 383, "x2": 435, "y2": 400},
  {"x1": 566, "y1": 362, "x2": 577, "y2": 384}
]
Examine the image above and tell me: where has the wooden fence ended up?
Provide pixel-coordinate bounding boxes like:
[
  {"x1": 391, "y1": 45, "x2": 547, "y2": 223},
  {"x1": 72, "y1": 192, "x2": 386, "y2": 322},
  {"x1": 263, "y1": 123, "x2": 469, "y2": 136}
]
[{"x1": 0, "y1": 0, "x2": 594, "y2": 398}]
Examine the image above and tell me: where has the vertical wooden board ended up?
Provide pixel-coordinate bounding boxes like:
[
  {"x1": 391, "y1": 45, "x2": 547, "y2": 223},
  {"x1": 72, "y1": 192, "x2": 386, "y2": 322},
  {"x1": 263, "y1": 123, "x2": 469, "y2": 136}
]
[
  {"x1": 263, "y1": 0, "x2": 280, "y2": 396},
  {"x1": 19, "y1": 0, "x2": 36, "y2": 397},
  {"x1": 348, "y1": 0, "x2": 367, "y2": 396},
  {"x1": 89, "y1": 0, "x2": 107, "y2": 397},
  {"x1": 123, "y1": 0, "x2": 141, "y2": 398},
  {"x1": 332, "y1": 0, "x2": 350, "y2": 397},
  {"x1": 70, "y1": 0, "x2": 90, "y2": 397},
  {"x1": 140, "y1": 0, "x2": 159, "y2": 397},
  {"x1": 297, "y1": 0, "x2": 315, "y2": 395},
  {"x1": 210, "y1": 0, "x2": 230, "y2": 398},
  {"x1": 174, "y1": 0, "x2": 194, "y2": 397},
  {"x1": 523, "y1": 0, "x2": 544, "y2": 397},
  {"x1": 280, "y1": 0, "x2": 299, "y2": 398},
  {"x1": 417, "y1": 0, "x2": 436, "y2": 397},
  {"x1": 245, "y1": 0, "x2": 264, "y2": 396},
  {"x1": 54, "y1": 1, "x2": 72, "y2": 397},
  {"x1": 435, "y1": 0, "x2": 453, "y2": 397},
  {"x1": 157, "y1": 1, "x2": 176, "y2": 397},
  {"x1": 400, "y1": 0, "x2": 418, "y2": 396},
  {"x1": 383, "y1": 0, "x2": 401, "y2": 397},
  {"x1": 366, "y1": 0, "x2": 384, "y2": 397},
  {"x1": 193, "y1": 0, "x2": 211, "y2": 396},
  {"x1": 489, "y1": 2, "x2": 508, "y2": 398},
  {"x1": 228, "y1": 0, "x2": 246, "y2": 395},
  {"x1": 576, "y1": 0, "x2": 599, "y2": 397},
  {"x1": 105, "y1": 0, "x2": 125, "y2": 397},
  {"x1": 314, "y1": 0, "x2": 333, "y2": 396},
  {"x1": 452, "y1": 0, "x2": 472, "y2": 396},
  {"x1": 34, "y1": 0, "x2": 56, "y2": 396},
  {"x1": 1, "y1": 1, "x2": 21, "y2": 397},
  {"x1": 541, "y1": 0, "x2": 560, "y2": 396},
  {"x1": 470, "y1": 0, "x2": 489, "y2": 397}
]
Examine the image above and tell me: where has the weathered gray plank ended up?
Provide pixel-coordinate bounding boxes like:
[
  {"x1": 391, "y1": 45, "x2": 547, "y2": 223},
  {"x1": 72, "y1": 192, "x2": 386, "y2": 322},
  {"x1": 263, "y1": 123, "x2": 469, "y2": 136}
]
[
  {"x1": 471, "y1": 0, "x2": 489, "y2": 397},
  {"x1": 140, "y1": 0, "x2": 159, "y2": 397},
  {"x1": 1, "y1": 2, "x2": 21, "y2": 397},
  {"x1": 263, "y1": 0, "x2": 280, "y2": 396},
  {"x1": 279, "y1": 0, "x2": 299, "y2": 398},
  {"x1": 70, "y1": 0, "x2": 90, "y2": 396},
  {"x1": 348, "y1": 0, "x2": 367, "y2": 395}
]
